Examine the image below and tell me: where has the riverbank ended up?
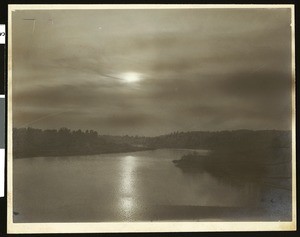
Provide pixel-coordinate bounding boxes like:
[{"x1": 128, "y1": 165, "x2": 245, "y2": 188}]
[
  {"x1": 14, "y1": 146, "x2": 155, "y2": 159},
  {"x1": 172, "y1": 147, "x2": 292, "y2": 221}
]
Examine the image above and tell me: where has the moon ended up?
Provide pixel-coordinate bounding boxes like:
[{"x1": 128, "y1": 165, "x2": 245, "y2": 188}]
[{"x1": 121, "y1": 72, "x2": 142, "y2": 83}]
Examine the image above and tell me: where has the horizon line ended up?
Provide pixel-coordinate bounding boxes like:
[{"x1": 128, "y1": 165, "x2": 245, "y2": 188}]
[{"x1": 12, "y1": 126, "x2": 292, "y2": 138}]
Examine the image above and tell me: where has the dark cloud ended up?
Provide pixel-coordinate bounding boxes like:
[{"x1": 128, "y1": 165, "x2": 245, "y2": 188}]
[
  {"x1": 97, "y1": 113, "x2": 161, "y2": 128},
  {"x1": 11, "y1": 7, "x2": 293, "y2": 135},
  {"x1": 217, "y1": 70, "x2": 291, "y2": 100}
]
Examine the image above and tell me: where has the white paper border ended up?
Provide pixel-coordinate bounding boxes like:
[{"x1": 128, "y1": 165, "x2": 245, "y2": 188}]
[{"x1": 7, "y1": 4, "x2": 296, "y2": 233}]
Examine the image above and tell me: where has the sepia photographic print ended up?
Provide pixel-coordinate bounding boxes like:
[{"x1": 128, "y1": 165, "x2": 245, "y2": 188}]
[{"x1": 7, "y1": 4, "x2": 296, "y2": 233}]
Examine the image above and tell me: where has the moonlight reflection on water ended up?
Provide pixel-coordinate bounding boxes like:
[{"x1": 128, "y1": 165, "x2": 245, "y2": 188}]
[
  {"x1": 119, "y1": 155, "x2": 137, "y2": 220},
  {"x1": 13, "y1": 149, "x2": 292, "y2": 222}
]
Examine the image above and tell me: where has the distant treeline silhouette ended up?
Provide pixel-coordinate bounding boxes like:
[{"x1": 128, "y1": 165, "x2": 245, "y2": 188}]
[
  {"x1": 13, "y1": 127, "x2": 291, "y2": 158},
  {"x1": 13, "y1": 127, "x2": 146, "y2": 158}
]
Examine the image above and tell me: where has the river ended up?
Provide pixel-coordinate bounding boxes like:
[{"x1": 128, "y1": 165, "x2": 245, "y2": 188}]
[{"x1": 13, "y1": 149, "x2": 291, "y2": 222}]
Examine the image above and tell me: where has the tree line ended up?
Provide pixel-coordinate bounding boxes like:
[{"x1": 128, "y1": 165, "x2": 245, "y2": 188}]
[
  {"x1": 13, "y1": 127, "x2": 291, "y2": 158},
  {"x1": 13, "y1": 127, "x2": 145, "y2": 158}
]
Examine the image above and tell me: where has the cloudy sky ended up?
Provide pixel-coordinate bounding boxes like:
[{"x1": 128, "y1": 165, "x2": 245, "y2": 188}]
[{"x1": 12, "y1": 7, "x2": 293, "y2": 136}]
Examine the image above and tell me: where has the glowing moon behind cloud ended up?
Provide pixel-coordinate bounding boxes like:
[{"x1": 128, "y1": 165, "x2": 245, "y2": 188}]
[{"x1": 121, "y1": 72, "x2": 142, "y2": 83}]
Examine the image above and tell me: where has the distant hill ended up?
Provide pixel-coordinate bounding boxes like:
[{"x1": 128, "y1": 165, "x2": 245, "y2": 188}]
[{"x1": 13, "y1": 127, "x2": 291, "y2": 158}]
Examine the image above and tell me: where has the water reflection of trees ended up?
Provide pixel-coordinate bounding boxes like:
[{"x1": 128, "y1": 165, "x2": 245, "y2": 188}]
[
  {"x1": 173, "y1": 143, "x2": 292, "y2": 210},
  {"x1": 173, "y1": 141, "x2": 291, "y2": 188}
]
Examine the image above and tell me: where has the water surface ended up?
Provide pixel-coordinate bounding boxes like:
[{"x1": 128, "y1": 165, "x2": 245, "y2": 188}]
[{"x1": 13, "y1": 149, "x2": 291, "y2": 222}]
